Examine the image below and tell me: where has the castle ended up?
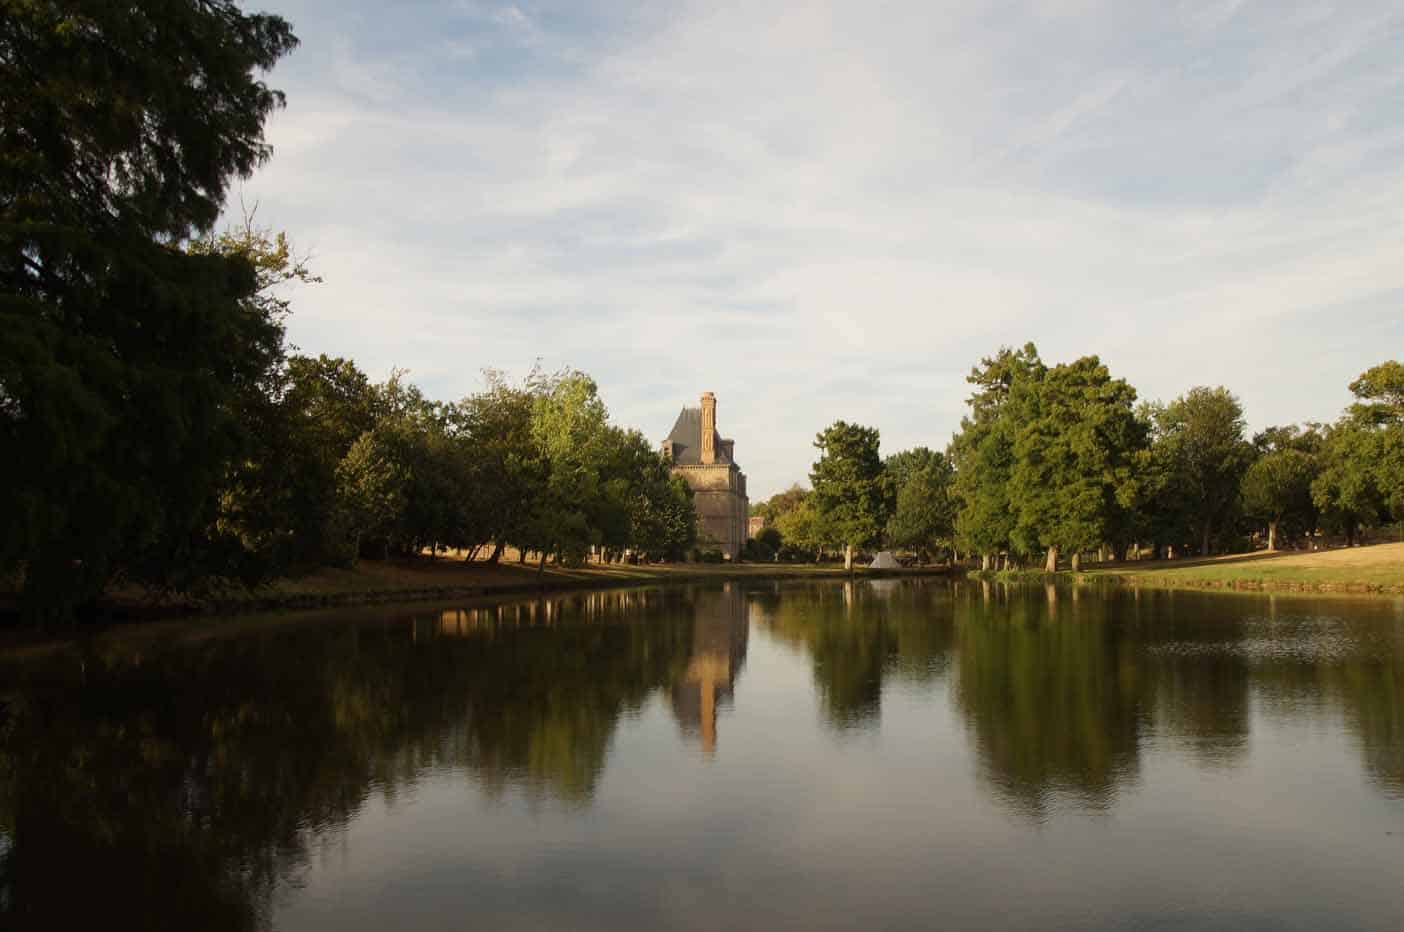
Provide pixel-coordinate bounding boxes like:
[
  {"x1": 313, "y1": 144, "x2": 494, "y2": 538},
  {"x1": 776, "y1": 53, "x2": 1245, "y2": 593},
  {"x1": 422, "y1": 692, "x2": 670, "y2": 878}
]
[{"x1": 661, "y1": 392, "x2": 749, "y2": 559}]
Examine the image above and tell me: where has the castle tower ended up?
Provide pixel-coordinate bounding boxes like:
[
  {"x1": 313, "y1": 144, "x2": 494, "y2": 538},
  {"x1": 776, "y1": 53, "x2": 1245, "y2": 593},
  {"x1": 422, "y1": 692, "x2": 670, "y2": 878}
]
[
  {"x1": 700, "y1": 392, "x2": 716, "y2": 464},
  {"x1": 660, "y1": 391, "x2": 749, "y2": 559}
]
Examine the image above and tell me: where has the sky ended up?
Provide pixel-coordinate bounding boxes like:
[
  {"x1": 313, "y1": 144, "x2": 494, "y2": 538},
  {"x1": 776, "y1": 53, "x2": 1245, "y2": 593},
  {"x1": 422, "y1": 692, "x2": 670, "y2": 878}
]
[{"x1": 239, "y1": 0, "x2": 1404, "y2": 500}]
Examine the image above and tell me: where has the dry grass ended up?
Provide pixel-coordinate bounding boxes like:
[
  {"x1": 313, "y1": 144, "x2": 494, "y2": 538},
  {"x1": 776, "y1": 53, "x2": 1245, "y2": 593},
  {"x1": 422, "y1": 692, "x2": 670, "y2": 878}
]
[{"x1": 1082, "y1": 541, "x2": 1404, "y2": 591}]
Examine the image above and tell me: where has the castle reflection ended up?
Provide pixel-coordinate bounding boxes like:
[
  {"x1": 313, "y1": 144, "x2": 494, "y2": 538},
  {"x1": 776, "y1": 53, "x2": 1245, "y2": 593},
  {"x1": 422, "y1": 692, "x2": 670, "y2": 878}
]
[{"x1": 669, "y1": 585, "x2": 749, "y2": 754}]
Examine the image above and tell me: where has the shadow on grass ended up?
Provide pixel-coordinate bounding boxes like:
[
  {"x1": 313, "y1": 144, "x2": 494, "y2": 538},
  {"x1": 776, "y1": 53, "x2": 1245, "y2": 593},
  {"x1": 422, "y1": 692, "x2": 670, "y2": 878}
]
[{"x1": 1089, "y1": 549, "x2": 1310, "y2": 574}]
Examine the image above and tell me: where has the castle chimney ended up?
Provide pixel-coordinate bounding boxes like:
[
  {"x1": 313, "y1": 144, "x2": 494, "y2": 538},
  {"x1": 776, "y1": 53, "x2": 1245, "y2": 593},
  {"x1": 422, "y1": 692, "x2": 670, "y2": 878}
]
[{"x1": 700, "y1": 392, "x2": 716, "y2": 464}]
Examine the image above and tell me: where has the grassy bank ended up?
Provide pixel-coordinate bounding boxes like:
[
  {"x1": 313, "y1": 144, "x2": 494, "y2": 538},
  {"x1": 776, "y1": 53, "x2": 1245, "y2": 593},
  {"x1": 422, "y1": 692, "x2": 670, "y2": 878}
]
[
  {"x1": 973, "y1": 542, "x2": 1404, "y2": 594},
  {"x1": 70, "y1": 557, "x2": 951, "y2": 618}
]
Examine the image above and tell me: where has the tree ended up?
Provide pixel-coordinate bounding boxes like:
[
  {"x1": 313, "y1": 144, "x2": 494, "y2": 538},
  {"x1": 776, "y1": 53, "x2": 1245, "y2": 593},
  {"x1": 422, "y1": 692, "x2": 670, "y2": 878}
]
[
  {"x1": 456, "y1": 370, "x2": 539, "y2": 562},
  {"x1": 775, "y1": 496, "x2": 822, "y2": 561},
  {"x1": 1347, "y1": 360, "x2": 1404, "y2": 521},
  {"x1": 523, "y1": 370, "x2": 610, "y2": 574},
  {"x1": 1, "y1": 0, "x2": 298, "y2": 616},
  {"x1": 949, "y1": 344, "x2": 1044, "y2": 569},
  {"x1": 1312, "y1": 421, "x2": 1385, "y2": 543},
  {"x1": 1009, "y1": 357, "x2": 1145, "y2": 572},
  {"x1": 752, "y1": 484, "x2": 810, "y2": 523},
  {"x1": 335, "y1": 430, "x2": 409, "y2": 559},
  {"x1": 1242, "y1": 448, "x2": 1317, "y2": 551},
  {"x1": 1149, "y1": 387, "x2": 1254, "y2": 556},
  {"x1": 1347, "y1": 361, "x2": 1404, "y2": 424},
  {"x1": 887, "y1": 455, "x2": 955, "y2": 562},
  {"x1": 884, "y1": 446, "x2": 943, "y2": 496},
  {"x1": 195, "y1": 214, "x2": 324, "y2": 576},
  {"x1": 746, "y1": 525, "x2": 783, "y2": 561},
  {"x1": 810, "y1": 421, "x2": 889, "y2": 571}
]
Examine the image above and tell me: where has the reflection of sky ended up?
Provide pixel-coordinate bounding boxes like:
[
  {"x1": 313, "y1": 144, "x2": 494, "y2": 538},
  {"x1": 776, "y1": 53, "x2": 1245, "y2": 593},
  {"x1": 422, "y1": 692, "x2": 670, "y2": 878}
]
[{"x1": 276, "y1": 594, "x2": 1404, "y2": 932}]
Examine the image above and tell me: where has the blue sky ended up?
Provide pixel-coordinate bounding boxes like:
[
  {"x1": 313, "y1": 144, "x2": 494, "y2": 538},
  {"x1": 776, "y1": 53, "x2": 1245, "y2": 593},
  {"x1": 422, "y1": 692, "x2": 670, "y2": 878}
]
[{"x1": 240, "y1": 0, "x2": 1404, "y2": 499}]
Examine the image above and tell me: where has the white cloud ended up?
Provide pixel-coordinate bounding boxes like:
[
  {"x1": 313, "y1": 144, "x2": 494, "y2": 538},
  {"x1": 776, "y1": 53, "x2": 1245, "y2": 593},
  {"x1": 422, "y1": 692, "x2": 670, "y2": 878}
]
[{"x1": 244, "y1": 0, "x2": 1404, "y2": 497}]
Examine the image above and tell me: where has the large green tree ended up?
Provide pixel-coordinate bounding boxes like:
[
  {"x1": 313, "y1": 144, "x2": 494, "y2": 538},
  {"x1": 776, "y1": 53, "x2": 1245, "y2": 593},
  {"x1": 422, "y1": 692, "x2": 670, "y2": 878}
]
[
  {"x1": 1, "y1": 0, "x2": 298, "y2": 615},
  {"x1": 1348, "y1": 360, "x2": 1404, "y2": 520},
  {"x1": 886, "y1": 450, "x2": 955, "y2": 562},
  {"x1": 1009, "y1": 356, "x2": 1145, "y2": 572},
  {"x1": 810, "y1": 421, "x2": 889, "y2": 571},
  {"x1": 1148, "y1": 387, "x2": 1254, "y2": 557},
  {"x1": 523, "y1": 370, "x2": 611, "y2": 574},
  {"x1": 1242, "y1": 427, "x2": 1319, "y2": 551},
  {"x1": 949, "y1": 344, "x2": 1043, "y2": 569}
]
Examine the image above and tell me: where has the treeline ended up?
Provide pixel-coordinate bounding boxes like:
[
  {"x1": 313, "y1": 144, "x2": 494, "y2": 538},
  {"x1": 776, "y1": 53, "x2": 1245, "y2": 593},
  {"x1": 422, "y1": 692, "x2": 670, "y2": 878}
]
[
  {"x1": 752, "y1": 345, "x2": 1403, "y2": 571},
  {"x1": 0, "y1": 1, "x2": 693, "y2": 620},
  {"x1": 228, "y1": 355, "x2": 699, "y2": 572},
  {"x1": 749, "y1": 426, "x2": 955, "y2": 569}
]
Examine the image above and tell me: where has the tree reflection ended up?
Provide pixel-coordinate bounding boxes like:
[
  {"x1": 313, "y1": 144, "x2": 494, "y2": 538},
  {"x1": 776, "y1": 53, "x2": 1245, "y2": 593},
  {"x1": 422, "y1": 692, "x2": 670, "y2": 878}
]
[
  {"x1": 0, "y1": 583, "x2": 1399, "y2": 930},
  {"x1": 0, "y1": 587, "x2": 701, "y2": 929},
  {"x1": 757, "y1": 580, "x2": 955, "y2": 731},
  {"x1": 952, "y1": 585, "x2": 1144, "y2": 819}
]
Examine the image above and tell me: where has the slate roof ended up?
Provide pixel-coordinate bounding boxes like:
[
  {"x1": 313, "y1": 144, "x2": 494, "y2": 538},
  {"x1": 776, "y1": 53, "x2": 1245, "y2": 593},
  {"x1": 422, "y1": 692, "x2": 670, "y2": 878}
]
[{"x1": 664, "y1": 406, "x2": 733, "y2": 466}]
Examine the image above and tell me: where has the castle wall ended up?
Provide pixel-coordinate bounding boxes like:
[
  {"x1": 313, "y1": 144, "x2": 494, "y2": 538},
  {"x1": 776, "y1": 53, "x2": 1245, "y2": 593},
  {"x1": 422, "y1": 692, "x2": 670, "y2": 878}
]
[{"x1": 673, "y1": 464, "x2": 748, "y2": 559}]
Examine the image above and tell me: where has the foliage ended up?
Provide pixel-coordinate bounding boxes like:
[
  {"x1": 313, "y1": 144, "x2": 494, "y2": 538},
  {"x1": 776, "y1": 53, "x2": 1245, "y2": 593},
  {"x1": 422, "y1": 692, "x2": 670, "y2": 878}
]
[
  {"x1": 1241, "y1": 441, "x2": 1318, "y2": 550},
  {"x1": 1009, "y1": 356, "x2": 1145, "y2": 566},
  {"x1": 774, "y1": 495, "x2": 822, "y2": 561},
  {"x1": 809, "y1": 421, "x2": 890, "y2": 567},
  {"x1": 1146, "y1": 387, "x2": 1254, "y2": 556},
  {"x1": 948, "y1": 346, "x2": 1146, "y2": 569},
  {"x1": 742, "y1": 525, "x2": 783, "y2": 561},
  {"x1": 1312, "y1": 420, "x2": 1386, "y2": 540},
  {"x1": 949, "y1": 344, "x2": 1043, "y2": 563},
  {"x1": 335, "y1": 428, "x2": 409, "y2": 558},
  {"x1": 751, "y1": 484, "x2": 810, "y2": 523},
  {"x1": 1, "y1": 0, "x2": 298, "y2": 615},
  {"x1": 886, "y1": 452, "x2": 955, "y2": 560},
  {"x1": 1346, "y1": 361, "x2": 1404, "y2": 520}
]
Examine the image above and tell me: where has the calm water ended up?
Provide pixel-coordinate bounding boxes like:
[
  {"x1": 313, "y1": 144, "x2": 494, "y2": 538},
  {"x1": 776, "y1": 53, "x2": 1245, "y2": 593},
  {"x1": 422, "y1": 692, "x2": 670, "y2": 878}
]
[{"x1": 1, "y1": 581, "x2": 1402, "y2": 931}]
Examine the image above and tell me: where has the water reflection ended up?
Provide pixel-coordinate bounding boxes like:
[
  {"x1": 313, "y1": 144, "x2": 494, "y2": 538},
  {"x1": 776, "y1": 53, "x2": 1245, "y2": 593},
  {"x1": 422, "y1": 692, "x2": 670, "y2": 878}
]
[
  {"x1": 670, "y1": 586, "x2": 748, "y2": 754},
  {"x1": 952, "y1": 584, "x2": 1144, "y2": 818},
  {"x1": 753, "y1": 579, "x2": 953, "y2": 730},
  {"x1": 0, "y1": 582, "x2": 1399, "y2": 930}
]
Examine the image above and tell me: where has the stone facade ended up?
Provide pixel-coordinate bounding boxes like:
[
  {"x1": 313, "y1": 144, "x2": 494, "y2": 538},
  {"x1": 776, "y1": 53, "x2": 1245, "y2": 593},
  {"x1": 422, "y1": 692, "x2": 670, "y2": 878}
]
[{"x1": 662, "y1": 392, "x2": 749, "y2": 559}]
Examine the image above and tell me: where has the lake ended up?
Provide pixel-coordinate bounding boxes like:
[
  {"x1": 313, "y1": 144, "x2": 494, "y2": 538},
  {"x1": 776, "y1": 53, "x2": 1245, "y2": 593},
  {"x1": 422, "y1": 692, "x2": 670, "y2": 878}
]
[{"x1": 1, "y1": 580, "x2": 1401, "y2": 930}]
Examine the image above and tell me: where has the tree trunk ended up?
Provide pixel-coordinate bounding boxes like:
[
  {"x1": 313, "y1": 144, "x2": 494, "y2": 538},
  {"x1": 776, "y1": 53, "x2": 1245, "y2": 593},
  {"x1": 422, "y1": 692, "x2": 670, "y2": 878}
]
[
  {"x1": 1267, "y1": 521, "x2": 1278, "y2": 552},
  {"x1": 1044, "y1": 546, "x2": 1058, "y2": 573},
  {"x1": 537, "y1": 550, "x2": 548, "y2": 581},
  {"x1": 1071, "y1": 551, "x2": 1081, "y2": 572},
  {"x1": 844, "y1": 543, "x2": 854, "y2": 572},
  {"x1": 486, "y1": 541, "x2": 505, "y2": 565},
  {"x1": 1200, "y1": 524, "x2": 1212, "y2": 557},
  {"x1": 981, "y1": 553, "x2": 990, "y2": 572}
]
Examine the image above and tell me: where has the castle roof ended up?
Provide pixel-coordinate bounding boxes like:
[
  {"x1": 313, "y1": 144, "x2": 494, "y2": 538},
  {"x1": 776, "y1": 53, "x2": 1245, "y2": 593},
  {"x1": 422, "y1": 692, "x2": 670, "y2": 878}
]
[{"x1": 664, "y1": 406, "x2": 734, "y2": 466}]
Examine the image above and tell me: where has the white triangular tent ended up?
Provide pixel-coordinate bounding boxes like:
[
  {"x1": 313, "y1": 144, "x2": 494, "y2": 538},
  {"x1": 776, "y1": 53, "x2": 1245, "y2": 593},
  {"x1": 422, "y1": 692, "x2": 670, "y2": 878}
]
[{"x1": 869, "y1": 550, "x2": 901, "y2": 569}]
